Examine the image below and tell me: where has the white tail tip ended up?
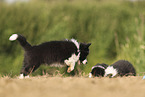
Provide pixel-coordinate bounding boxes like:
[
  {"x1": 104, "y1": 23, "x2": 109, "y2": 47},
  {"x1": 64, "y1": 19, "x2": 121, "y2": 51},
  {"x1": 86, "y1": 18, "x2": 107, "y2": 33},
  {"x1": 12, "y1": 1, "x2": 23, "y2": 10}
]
[{"x1": 9, "y1": 34, "x2": 18, "y2": 41}]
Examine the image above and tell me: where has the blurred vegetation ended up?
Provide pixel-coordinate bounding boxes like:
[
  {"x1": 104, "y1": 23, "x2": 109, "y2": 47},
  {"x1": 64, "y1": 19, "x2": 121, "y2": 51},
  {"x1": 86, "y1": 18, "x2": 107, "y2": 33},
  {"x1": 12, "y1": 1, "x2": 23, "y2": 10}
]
[{"x1": 0, "y1": 0, "x2": 144, "y2": 77}]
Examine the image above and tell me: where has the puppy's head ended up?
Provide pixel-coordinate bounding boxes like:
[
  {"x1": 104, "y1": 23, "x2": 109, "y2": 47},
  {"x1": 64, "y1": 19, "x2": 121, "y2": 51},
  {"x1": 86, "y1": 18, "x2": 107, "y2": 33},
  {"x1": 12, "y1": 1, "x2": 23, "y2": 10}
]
[
  {"x1": 79, "y1": 43, "x2": 91, "y2": 65},
  {"x1": 89, "y1": 63, "x2": 108, "y2": 78}
]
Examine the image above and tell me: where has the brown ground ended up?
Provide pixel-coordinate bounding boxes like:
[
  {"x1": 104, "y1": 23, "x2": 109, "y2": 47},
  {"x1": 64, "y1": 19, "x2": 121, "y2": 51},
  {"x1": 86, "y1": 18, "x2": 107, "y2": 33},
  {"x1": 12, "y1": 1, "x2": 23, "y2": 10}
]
[{"x1": 0, "y1": 76, "x2": 145, "y2": 97}]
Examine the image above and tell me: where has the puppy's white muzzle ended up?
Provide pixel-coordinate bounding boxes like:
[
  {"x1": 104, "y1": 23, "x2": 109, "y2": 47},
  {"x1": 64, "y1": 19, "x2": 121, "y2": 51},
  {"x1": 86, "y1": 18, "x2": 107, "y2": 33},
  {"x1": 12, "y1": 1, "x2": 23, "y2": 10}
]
[{"x1": 82, "y1": 59, "x2": 87, "y2": 64}]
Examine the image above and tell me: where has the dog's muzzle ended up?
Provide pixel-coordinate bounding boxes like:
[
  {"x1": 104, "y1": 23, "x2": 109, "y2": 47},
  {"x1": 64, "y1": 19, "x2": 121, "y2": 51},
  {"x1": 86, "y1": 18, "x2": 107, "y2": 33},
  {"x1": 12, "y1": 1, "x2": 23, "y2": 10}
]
[
  {"x1": 78, "y1": 59, "x2": 87, "y2": 65},
  {"x1": 82, "y1": 59, "x2": 87, "y2": 64}
]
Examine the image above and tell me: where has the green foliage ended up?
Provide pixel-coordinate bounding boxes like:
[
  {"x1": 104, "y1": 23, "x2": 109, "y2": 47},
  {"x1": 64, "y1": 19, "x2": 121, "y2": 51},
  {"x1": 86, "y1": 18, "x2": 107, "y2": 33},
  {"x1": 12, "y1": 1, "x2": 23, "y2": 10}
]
[{"x1": 0, "y1": 0, "x2": 145, "y2": 77}]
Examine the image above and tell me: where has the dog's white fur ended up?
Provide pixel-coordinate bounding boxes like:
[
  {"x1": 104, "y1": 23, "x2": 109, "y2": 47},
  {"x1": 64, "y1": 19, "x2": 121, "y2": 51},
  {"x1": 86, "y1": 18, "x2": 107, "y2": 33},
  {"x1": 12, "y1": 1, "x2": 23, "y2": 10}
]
[
  {"x1": 70, "y1": 39, "x2": 80, "y2": 52},
  {"x1": 82, "y1": 59, "x2": 87, "y2": 64},
  {"x1": 64, "y1": 39, "x2": 80, "y2": 72},
  {"x1": 91, "y1": 65, "x2": 105, "y2": 70},
  {"x1": 89, "y1": 73, "x2": 92, "y2": 78},
  {"x1": 64, "y1": 53, "x2": 80, "y2": 72},
  {"x1": 19, "y1": 74, "x2": 24, "y2": 79},
  {"x1": 19, "y1": 74, "x2": 30, "y2": 79},
  {"x1": 104, "y1": 66, "x2": 118, "y2": 77},
  {"x1": 9, "y1": 34, "x2": 18, "y2": 41}
]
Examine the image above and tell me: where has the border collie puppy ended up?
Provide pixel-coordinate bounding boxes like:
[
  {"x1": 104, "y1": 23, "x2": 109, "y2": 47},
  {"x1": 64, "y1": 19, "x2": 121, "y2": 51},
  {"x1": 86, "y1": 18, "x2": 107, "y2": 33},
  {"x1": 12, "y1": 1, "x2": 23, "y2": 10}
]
[
  {"x1": 9, "y1": 34, "x2": 91, "y2": 79},
  {"x1": 104, "y1": 60, "x2": 136, "y2": 78},
  {"x1": 89, "y1": 63, "x2": 108, "y2": 78}
]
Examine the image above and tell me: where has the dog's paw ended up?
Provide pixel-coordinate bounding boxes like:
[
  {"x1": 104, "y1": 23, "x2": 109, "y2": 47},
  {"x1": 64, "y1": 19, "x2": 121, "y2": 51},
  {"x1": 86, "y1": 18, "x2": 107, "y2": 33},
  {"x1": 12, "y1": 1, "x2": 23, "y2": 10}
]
[
  {"x1": 19, "y1": 74, "x2": 24, "y2": 79},
  {"x1": 67, "y1": 65, "x2": 75, "y2": 73},
  {"x1": 89, "y1": 73, "x2": 92, "y2": 78},
  {"x1": 25, "y1": 75, "x2": 30, "y2": 79},
  {"x1": 67, "y1": 67, "x2": 71, "y2": 73},
  {"x1": 19, "y1": 74, "x2": 30, "y2": 79}
]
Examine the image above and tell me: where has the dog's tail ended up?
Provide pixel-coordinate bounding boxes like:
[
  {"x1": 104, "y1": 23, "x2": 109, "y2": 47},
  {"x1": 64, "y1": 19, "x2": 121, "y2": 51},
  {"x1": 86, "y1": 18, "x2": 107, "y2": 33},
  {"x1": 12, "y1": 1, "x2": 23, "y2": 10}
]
[{"x1": 9, "y1": 34, "x2": 32, "y2": 50}]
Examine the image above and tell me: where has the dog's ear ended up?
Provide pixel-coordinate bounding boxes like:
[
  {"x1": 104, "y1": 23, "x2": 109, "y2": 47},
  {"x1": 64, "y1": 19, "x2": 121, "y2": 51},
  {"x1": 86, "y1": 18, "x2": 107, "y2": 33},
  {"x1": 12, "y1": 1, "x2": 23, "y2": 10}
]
[{"x1": 87, "y1": 43, "x2": 91, "y2": 48}]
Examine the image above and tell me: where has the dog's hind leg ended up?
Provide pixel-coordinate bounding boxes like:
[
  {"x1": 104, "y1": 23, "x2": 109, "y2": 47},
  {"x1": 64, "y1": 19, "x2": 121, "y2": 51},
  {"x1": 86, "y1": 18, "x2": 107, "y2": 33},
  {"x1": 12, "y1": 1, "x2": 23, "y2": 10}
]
[
  {"x1": 19, "y1": 64, "x2": 34, "y2": 79},
  {"x1": 19, "y1": 65, "x2": 31, "y2": 79},
  {"x1": 19, "y1": 63, "x2": 41, "y2": 79}
]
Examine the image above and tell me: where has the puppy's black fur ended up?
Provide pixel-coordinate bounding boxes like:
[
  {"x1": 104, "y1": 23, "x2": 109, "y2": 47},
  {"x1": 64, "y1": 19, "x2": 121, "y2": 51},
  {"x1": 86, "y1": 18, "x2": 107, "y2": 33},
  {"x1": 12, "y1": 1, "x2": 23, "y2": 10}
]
[
  {"x1": 105, "y1": 60, "x2": 136, "y2": 78},
  {"x1": 9, "y1": 34, "x2": 91, "y2": 77},
  {"x1": 90, "y1": 63, "x2": 108, "y2": 77},
  {"x1": 111, "y1": 60, "x2": 136, "y2": 76}
]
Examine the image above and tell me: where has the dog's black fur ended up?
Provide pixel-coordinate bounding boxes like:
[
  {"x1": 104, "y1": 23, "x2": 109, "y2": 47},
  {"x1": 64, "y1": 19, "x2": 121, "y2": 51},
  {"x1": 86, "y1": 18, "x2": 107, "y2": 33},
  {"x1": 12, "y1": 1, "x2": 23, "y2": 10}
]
[
  {"x1": 90, "y1": 63, "x2": 108, "y2": 77},
  {"x1": 112, "y1": 60, "x2": 136, "y2": 76},
  {"x1": 9, "y1": 34, "x2": 91, "y2": 77},
  {"x1": 105, "y1": 60, "x2": 136, "y2": 77}
]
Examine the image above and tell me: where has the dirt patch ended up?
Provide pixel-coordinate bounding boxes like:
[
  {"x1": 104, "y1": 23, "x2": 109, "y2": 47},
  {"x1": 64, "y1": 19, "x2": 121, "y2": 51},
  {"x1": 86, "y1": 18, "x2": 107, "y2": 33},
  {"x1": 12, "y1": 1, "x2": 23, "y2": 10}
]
[{"x1": 0, "y1": 76, "x2": 145, "y2": 97}]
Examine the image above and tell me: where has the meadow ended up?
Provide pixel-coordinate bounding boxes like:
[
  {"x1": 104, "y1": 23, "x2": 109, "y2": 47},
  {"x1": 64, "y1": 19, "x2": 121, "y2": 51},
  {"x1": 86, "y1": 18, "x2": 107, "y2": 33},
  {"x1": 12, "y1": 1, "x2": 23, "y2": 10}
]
[{"x1": 0, "y1": 0, "x2": 145, "y2": 77}]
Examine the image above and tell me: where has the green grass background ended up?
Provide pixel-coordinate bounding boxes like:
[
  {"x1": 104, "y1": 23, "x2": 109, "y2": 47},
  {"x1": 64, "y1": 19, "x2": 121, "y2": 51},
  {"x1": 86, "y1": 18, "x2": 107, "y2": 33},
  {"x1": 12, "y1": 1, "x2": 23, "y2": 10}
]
[{"x1": 0, "y1": 0, "x2": 144, "y2": 77}]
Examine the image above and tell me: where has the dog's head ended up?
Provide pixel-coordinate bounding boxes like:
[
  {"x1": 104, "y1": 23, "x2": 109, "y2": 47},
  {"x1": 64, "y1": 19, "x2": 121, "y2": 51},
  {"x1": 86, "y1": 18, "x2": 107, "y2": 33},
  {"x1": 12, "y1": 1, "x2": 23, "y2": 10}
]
[
  {"x1": 78, "y1": 43, "x2": 91, "y2": 65},
  {"x1": 89, "y1": 63, "x2": 108, "y2": 78}
]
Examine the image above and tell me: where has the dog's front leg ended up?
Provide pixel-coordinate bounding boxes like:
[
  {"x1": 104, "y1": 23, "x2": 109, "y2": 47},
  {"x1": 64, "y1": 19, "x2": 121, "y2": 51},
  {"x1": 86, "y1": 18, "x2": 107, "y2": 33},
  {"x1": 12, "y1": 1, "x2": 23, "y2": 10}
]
[
  {"x1": 67, "y1": 62, "x2": 75, "y2": 73},
  {"x1": 64, "y1": 53, "x2": 79, "y2": 73},
  {"x1": 64, "y1": 60, "x2": 76, "y2": 73}
]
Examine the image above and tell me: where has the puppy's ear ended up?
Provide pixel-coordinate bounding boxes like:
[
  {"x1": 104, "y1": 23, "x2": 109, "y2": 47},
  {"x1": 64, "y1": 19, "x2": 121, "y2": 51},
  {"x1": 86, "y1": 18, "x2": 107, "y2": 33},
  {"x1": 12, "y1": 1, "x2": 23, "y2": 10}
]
[{"x1": 87, "y1": 43, "x2": 91, "y2": 47}]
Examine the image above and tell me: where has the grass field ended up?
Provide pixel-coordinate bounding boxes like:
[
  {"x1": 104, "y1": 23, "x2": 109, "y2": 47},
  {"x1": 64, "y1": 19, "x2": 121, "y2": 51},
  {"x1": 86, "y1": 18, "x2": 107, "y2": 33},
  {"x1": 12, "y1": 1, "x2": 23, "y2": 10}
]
[{"x1": 0, "y1": 76, "x2": 145, "y2": 97}]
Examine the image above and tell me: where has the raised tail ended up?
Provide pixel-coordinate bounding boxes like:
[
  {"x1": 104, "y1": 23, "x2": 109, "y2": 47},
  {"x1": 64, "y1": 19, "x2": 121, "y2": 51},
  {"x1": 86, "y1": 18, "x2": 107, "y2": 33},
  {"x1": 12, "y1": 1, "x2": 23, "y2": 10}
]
[{"x1": 9, "y1": 34, "x2": 32, "y2": 50}]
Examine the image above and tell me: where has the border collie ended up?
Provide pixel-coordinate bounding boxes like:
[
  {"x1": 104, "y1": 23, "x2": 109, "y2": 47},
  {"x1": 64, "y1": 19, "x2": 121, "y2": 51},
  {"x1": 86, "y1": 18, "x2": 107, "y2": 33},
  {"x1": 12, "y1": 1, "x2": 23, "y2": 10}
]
[
  {"x1": 89, "y1": 63, "x2": 108, "y2": 78},
  {"x1": 9, "y1": 34, "x2": 91, "y2": 78},
  {"x1": 104, "y1": 60, "x2": 136, "y2": 78}
]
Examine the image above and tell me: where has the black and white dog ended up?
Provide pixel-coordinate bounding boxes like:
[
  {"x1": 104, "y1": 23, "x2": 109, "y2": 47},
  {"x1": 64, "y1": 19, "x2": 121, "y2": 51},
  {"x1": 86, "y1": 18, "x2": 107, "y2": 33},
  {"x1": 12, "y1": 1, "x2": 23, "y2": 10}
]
[
  {"x1": 9, "y1": 34, "x2": 91, "y2": 78},
  {"x1": 104, "y1": 60, "x2": 136, "y2": 78},
  {"x1": 89, "y1": 63, "x2": 108, "y2": 78}
]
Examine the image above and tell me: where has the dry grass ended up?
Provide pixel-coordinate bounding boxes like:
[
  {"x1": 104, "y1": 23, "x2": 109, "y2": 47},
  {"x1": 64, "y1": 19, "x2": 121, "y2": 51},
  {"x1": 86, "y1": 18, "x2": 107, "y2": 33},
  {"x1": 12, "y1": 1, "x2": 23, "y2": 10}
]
[{"x1": 0, "y1": 76, "x2": 145, "y2": 97}]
